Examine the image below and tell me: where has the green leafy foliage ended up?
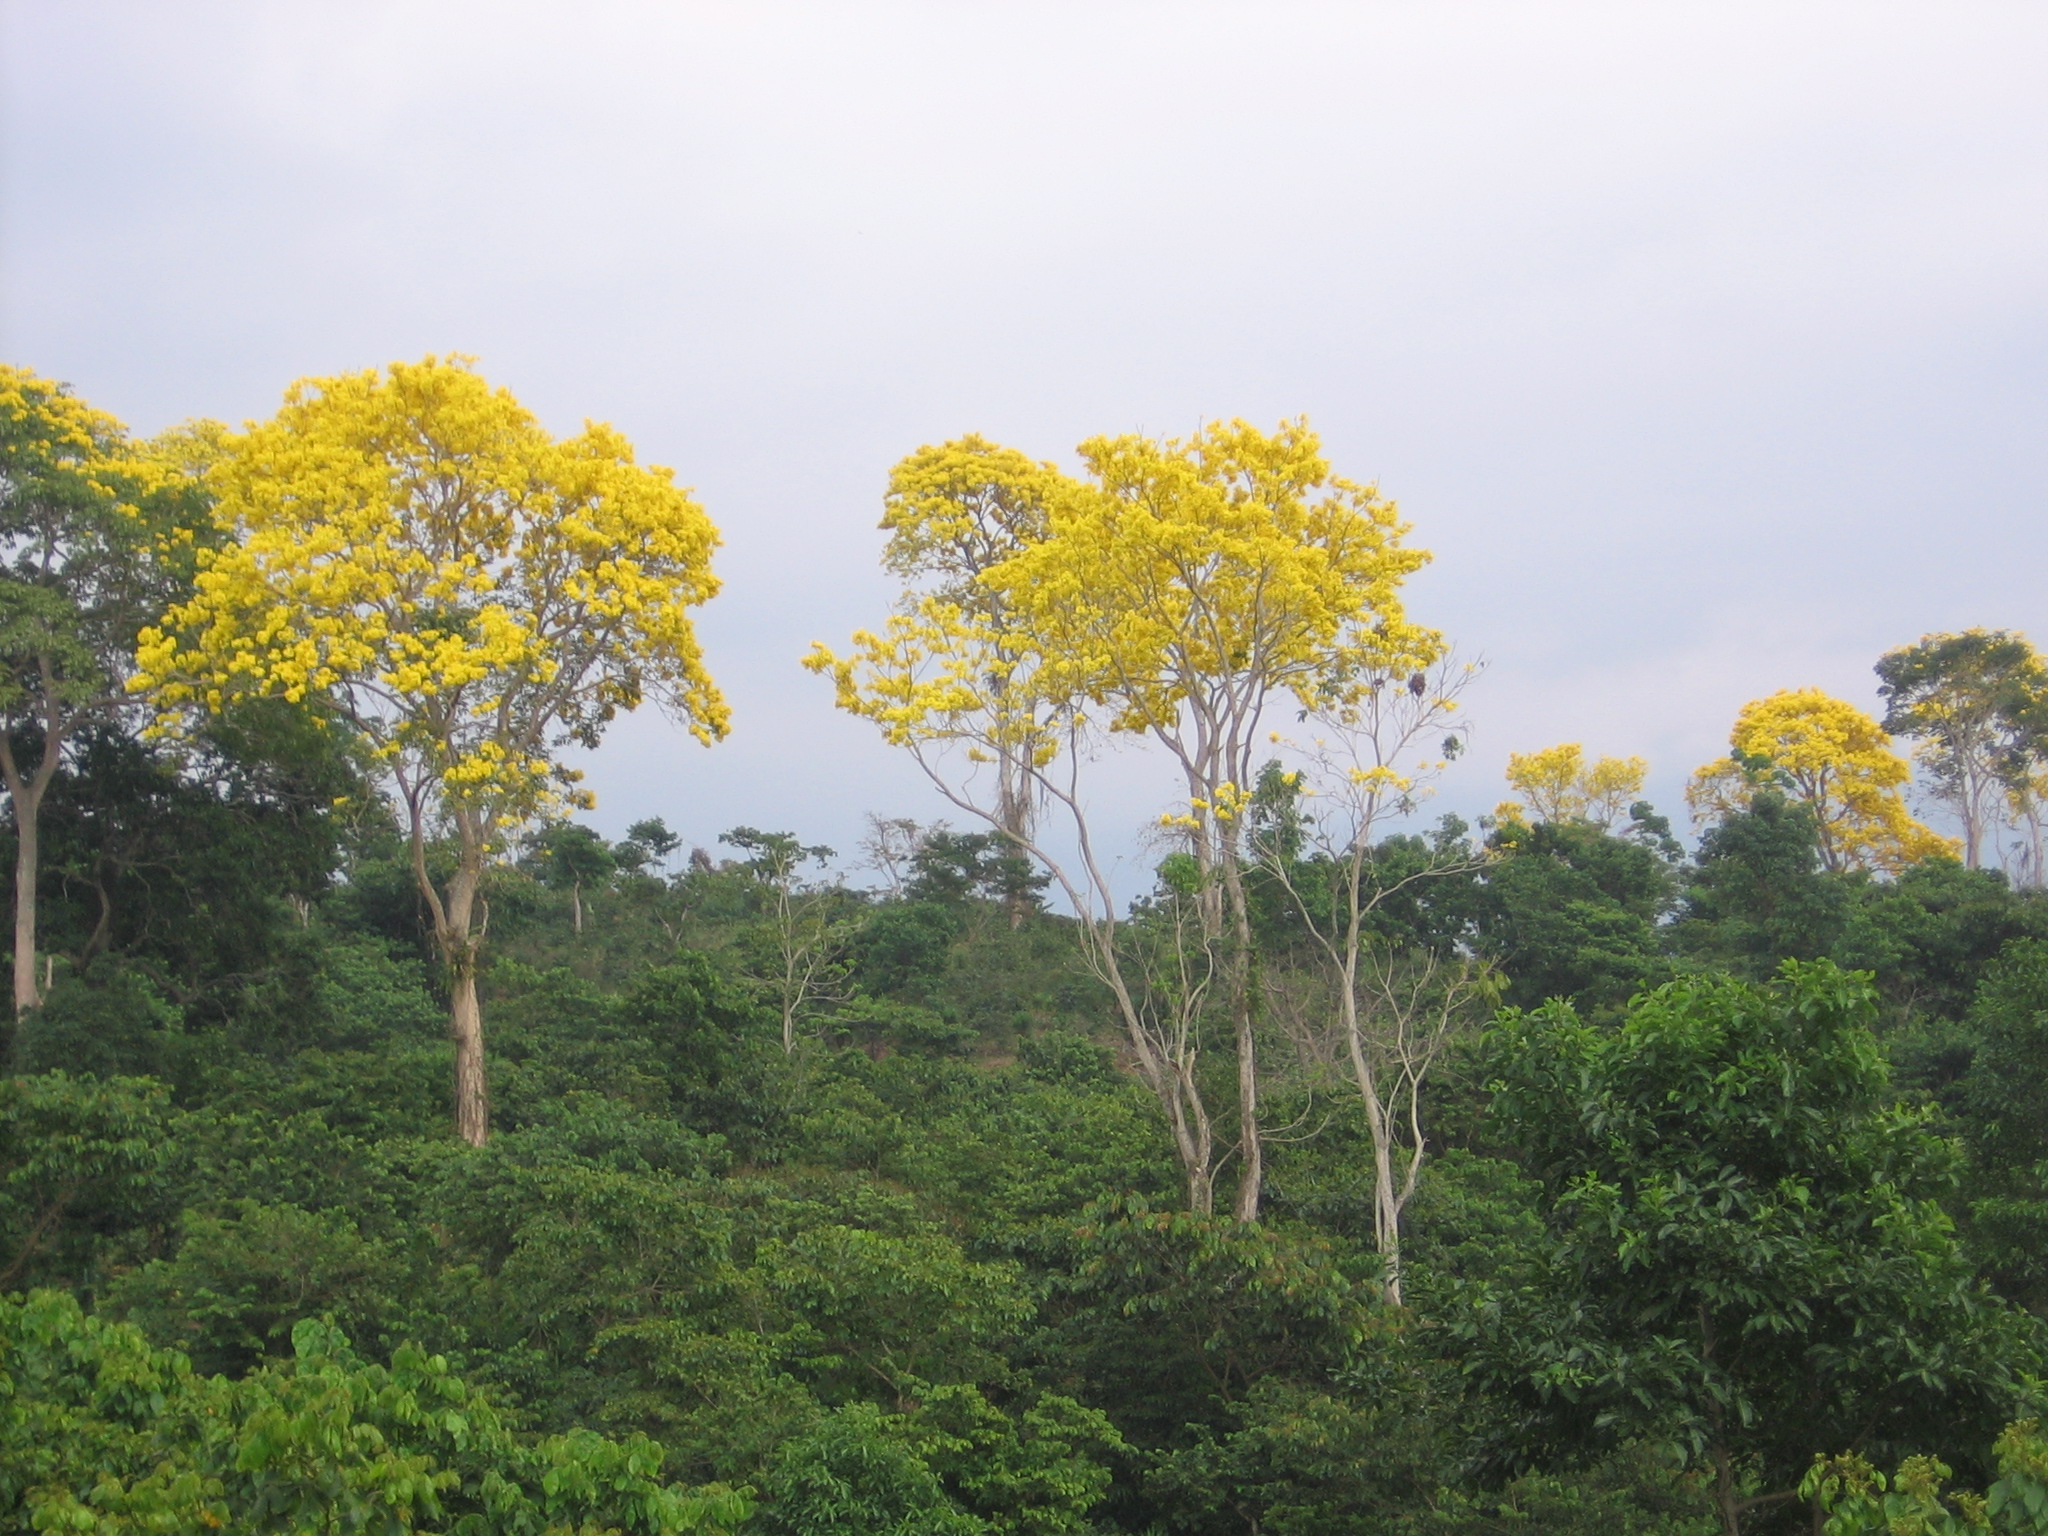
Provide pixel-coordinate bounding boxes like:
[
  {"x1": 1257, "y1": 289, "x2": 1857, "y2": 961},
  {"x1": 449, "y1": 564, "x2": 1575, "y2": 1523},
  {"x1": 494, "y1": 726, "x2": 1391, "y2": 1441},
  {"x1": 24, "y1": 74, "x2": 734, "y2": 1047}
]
[
  {"x1": 0, "y1": 1072, "x2": 165, "y2": 1293},
  {"x1": 1805, "y1": 1418, "x2": 2048, "y2": 1535},
  {"x1": 7, "y1": 632, "x2": 2048, "y2": 1535},
  {"x1": 0, "y1": 1288, "x2": 751, "y2": 1534},
  {"x1": 1467, "y1": 961, "x2": 2042, "y2": 1523}
]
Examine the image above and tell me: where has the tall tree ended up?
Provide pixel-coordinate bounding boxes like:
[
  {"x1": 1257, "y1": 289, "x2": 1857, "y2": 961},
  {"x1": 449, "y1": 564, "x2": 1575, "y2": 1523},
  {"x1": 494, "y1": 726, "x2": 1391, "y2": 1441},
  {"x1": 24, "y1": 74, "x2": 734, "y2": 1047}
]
[
  {"x1": 1675, "y1": 788, "x2": 1847, "y2": 976},
  {"x1": 816, "y1": 418, "x2": 1439, "y2": 1221},
  {"x1": 533, "y1": 821, "x2": 616, "y2": 935},
  {"x1": 1688, "y1": 688, "x2": 1955, "y2": 875},
  {"x1": 1254, "y1": 651, "x2": 1485, "y2": 1297},
  {"x1": 133, "y1": 356, "x2": 727, "y2": 1145},
  {"x1": 992, "y1": 418, "x2": 1438, "y2": 1222},
  {"x1": 0, "y1": 366, "x2": 198, "y2": 1017},
  {"x1": 878, "y1": 436, "x2": 1059, "y2": 907},
  {"x1": 719, "y1": 826, "x2": 850, "y2": 1054},
  {"x1": 1875, "y1": 630, "x2": 2047, "y2": 871}
]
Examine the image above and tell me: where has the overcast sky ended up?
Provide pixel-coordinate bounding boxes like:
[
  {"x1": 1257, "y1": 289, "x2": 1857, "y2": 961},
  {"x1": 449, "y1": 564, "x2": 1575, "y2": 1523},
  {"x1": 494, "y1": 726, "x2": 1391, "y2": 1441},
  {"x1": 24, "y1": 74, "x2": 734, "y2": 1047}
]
[{"x1": 4, "y1": 2, "x2": 2044, "y2": 884}]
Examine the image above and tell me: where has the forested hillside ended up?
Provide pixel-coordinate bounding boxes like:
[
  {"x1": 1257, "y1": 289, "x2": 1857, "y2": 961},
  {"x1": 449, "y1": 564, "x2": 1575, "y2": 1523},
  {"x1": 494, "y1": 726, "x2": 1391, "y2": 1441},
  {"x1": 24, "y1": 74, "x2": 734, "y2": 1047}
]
[{"x1": 7, "y1": 359, "x2": 2048, "y2": 1535}]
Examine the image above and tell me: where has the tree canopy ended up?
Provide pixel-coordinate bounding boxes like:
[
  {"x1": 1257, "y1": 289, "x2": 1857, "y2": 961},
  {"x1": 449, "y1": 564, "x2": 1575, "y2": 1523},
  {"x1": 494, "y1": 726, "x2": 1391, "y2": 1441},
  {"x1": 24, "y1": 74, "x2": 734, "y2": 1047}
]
[
  {"x1": 133, "y1": 356, "x2": 727, "y2": 1144},
  {"x1": 7, "y1": 362, "x2": 2048, "y2": 1536}
]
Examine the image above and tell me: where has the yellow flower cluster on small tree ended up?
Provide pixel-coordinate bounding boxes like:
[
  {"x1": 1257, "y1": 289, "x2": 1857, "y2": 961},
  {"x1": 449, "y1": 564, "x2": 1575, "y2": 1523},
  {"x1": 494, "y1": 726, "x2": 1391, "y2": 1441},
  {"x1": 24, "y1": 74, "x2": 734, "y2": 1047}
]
[
  {"x1": 812, "y1": 417, "x2": 1439, "y2": 1219},
  {"x1": 133, "y1": 357, "x2": 727, "y2": 1145},
  {"x1": 1687, "y1": 687, "x2": 1955, "y2": 875},
  {"x1": 1496, "y1": 742, "x2": 1647, "y2": 830}
]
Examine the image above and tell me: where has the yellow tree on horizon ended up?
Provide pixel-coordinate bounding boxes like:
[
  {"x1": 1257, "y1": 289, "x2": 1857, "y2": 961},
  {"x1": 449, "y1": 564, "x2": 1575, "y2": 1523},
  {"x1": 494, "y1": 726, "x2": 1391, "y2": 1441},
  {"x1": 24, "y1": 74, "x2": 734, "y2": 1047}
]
[
  {"x1": 133, "y1": 356, "x2": 727, "y2": 1146},
  {"x1": 1496, "y1": 742, "x2": 1647, "y2": 830},
  {"x1": 1687, "y1": 687, "x2": 1955, "y2": 875}
]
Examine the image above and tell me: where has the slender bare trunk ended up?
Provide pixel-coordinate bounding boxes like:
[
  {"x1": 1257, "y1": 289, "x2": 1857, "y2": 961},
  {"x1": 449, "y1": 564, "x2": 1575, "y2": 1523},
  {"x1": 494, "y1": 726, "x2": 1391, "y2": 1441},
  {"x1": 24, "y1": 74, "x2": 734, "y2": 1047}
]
[
  {"x1": 1366, "y1": 1105, "x2": 1402, "y2": 1300},
  {"x1": 1340, "y1": 962, "x2": 1405, "y2": 1302},
  {"x1": 1222, "y1": 852, "x2": 1262, "y2": 1223},
  {"x1": 1, "y1": 725, "x2": 61, "y2": 1018},
  {"x1": 998, "y1": 750, "x2": 1033, "y2": 928},
  {"x1": 572, "y1": 879, "x2": 584, "y2": 935},
  {"x1": 1089, "y1": 916, "x2": 1216, "y2": 1212},
  {"x1": 1168, "y1": 1055, "x2": 1216, "y2": 1214},
  {"x1": 1231, "y1": 1010, "x2": 1261, "y2": 1221},
  {"x1": 12, "y1": 792, "x2": 41, "y2": 1016},
  {"x1": 910, "y1": 730, "x2": 1223, "y2": 1214}
]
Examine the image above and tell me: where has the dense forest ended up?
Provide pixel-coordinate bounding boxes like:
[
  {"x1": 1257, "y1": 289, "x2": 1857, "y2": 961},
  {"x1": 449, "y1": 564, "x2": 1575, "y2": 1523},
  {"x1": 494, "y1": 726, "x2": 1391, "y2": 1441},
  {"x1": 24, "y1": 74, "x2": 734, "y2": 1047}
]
[{"x1": 6, "y1": 358, "x2": 2048, "y2": 1535}]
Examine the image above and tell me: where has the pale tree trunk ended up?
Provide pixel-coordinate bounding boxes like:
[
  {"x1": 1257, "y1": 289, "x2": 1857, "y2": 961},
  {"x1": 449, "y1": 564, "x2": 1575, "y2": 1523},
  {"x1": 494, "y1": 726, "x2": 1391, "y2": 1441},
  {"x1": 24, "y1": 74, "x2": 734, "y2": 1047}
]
[
  {"x1": 12, "y1": 790, "x2": 42, "y2": 1017},
  {"x1": 402, "y1": 774, "x2": 492, "y2": 1147},
  {"x1": 996, "y1": 746, "x2": 1035, "y2": 929},
  {"x1": 571, "y1": 879, "x2": 584, "y2": 935},
  {"x1": 1186, "y1": 731, "x2": 1261, "y2": 1226},
  {"x1": 910, "y1": 730, "x2": 1225, "y2": 1215},
  {"x1": 1345, "y1": 992, "x2": 1407, "y2": 1304},
  {"x1": 1167, "y1": 1055, "x2": 1217, "y2": 1215},
  {"x1": 1343, "y1": 953, "x2": 1470, "y2": 1306},
  {"x1": 1173, "y1": 741, "x2": 1264, "y2": 1223},
  {"x1": 1, "y1": 720, "x2": 65, "y2": 1018},
  {"x1": 1331, "y1": 932, "x2": 1408, "y2": 1303},
  {"x1": 988, "y1": 670, "x2": 1038, "y2": 930},
  {"x1": 773, "y1": 881, "x2": 835, "y2": 1055},
  {"x1": 2028, "y1": 798, "x2": 2047, "y2": 889},
  {"x1": 779, "y1": 884, "x2": 798, "y2": 1053},
  {"x1": 1222, "y1": 851, "x2": 1263, "y2": 1223},
  {"x1": 1106, "y1": 955, "x2": 1217, "y2": 1213},
  {"x1": 438, "y1": 858, "x2": 489, "y2": 1147},
  {"x1": 1231, "y1": 1007, "x2": 1261, "y2": 1222},
  {"x1": 1951, "y1": 747, "x2": 2000, "y2": 871},
  {"x1": 1082, "y1": 908, "x2": 1218, "y2": 1214},
  {"x1": 448, "y1": 941, "x2": 488, "y2": 1146}
]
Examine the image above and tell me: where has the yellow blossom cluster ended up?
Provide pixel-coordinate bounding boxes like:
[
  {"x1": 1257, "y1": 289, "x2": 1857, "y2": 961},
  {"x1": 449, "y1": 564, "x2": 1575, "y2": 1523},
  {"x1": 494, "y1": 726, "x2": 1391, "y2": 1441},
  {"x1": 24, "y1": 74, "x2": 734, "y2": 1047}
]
[
  {"x1": 810, "y1": 418, "x2": 1439, "y2": 780},
  {"x1": 1496, "y1": 743, "x2": 1647, "y2": 830},
  {"x1": 132, "y1": 356, "x2": 727, "y2": 833}
]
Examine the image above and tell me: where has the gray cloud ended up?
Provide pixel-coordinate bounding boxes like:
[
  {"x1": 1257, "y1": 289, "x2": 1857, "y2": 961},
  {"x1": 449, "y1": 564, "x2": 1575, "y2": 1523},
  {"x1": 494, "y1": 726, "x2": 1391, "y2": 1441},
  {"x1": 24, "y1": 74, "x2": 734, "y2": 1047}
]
[{"x1": 5, "y1": 1, "x2": 2044, "y2": 881}]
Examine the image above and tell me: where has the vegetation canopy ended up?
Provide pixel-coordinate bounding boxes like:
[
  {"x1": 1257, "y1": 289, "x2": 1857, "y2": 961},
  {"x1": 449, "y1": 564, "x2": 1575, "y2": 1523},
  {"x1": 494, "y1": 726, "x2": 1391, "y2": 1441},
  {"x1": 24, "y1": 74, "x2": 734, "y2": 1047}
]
[{"x1": 5, "y1": 366, "x2": 2048, "y2": 1536}]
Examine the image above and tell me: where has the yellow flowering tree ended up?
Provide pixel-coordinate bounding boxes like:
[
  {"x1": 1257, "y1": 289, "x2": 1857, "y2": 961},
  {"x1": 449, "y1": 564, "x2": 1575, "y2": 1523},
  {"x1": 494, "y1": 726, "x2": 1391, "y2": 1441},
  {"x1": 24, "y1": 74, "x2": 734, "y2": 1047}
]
[
  {"x1": 879, "y1": 435, "x2": 1060, "y2": 863},
  {"x1": 1497, "y1": 742, "x2": 1648, "y2": 830},
  {"x1": 997, "y1": 419, "x2": 1438, "y2": 1221},
  {"x1": 133, "y1": 357, "x2": 727, "y2": 1145},
  {"x1": 813, "y1": 417, "x2": 1439, "y2": 1220},
  {"x1": 1687, "y1": 688, "x2": 1955, "y2": 875}
]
